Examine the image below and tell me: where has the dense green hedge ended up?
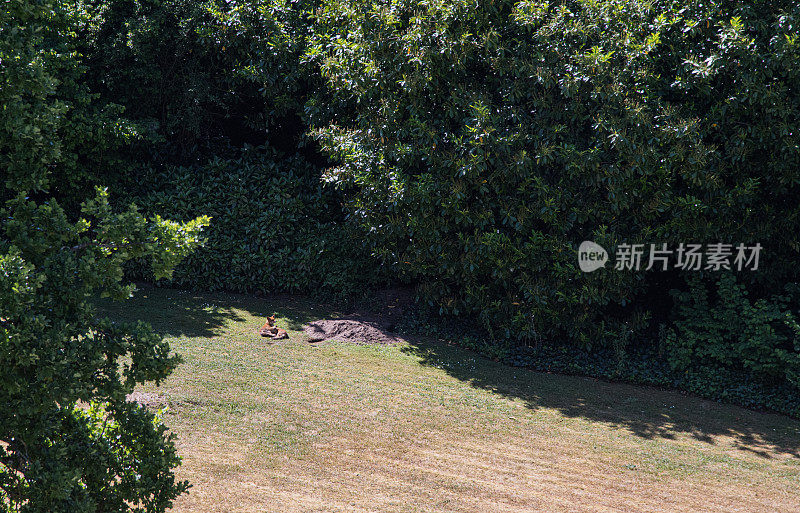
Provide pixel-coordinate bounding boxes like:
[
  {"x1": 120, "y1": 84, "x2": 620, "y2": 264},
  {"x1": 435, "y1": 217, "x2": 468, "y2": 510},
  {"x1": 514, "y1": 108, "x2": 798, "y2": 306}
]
[
  {"x1": 309, "y1": 0, "x2": 800, "y2": 343},
  {"x1": 665, "y1": 274, "x2": 800, "y2": 392},
  {"x1": 125, "y1": 146, "x2": 381, "y2": 295}
]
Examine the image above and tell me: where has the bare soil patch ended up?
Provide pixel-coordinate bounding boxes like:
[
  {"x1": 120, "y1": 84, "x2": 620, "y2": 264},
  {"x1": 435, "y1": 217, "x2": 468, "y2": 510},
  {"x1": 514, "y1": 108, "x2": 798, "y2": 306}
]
[
  {"x1": 304, "y1": 286, "x2": 414, "y2": 344},
  {"x1": 304, "y1": 317, "x2": 405, "y2": 344}
]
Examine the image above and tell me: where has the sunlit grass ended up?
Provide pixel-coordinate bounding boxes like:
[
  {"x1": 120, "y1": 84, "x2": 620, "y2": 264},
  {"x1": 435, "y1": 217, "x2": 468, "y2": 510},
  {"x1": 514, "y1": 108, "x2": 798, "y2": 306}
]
[{"x1": 97, "y1": 284, "x2": 800, "y2": 512}]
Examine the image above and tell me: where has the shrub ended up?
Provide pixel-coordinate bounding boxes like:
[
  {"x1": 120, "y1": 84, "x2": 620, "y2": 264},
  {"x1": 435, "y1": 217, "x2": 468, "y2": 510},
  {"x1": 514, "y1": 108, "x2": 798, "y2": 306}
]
[
  {"x1": 665, "y1": 274, "x2": 800, "y2": 392},
  {"x1": 308, "y1": 0, "x2": 800, "y2": 346},
  {"x1": 126, "y1": 146, "x2": 381, "y2": 295}
]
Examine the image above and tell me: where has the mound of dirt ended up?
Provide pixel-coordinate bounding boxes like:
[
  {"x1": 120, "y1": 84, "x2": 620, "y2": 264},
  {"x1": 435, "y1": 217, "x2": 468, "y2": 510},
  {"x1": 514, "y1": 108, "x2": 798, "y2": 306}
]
[{"x1": 304, "y1": 318, "x2": 404, "y2": 345}]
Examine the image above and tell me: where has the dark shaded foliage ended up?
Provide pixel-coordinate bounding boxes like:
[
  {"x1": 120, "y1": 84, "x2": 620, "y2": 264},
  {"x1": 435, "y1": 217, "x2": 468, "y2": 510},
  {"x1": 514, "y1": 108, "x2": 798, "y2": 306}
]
[{"x1": 125, "y1": 146, "x2": 383, "y2": 295}]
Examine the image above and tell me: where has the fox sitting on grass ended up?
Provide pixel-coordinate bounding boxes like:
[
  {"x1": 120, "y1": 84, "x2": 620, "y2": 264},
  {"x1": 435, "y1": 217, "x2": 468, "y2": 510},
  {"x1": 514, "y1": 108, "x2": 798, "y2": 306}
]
[{"x1": 259, "y1": 315, "x2": 289, "y2": 340}]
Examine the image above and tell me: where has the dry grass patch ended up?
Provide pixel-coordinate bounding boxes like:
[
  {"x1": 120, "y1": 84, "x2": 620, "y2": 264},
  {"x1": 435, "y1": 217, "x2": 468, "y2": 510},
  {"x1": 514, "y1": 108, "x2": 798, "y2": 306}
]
[{"x1": 97, "y1": 285, "x2": 800, "y2": 512}]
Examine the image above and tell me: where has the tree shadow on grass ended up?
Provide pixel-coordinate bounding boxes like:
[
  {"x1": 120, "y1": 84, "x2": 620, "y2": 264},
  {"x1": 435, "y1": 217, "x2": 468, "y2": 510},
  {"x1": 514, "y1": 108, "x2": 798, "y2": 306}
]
[
  {"x1": 94, "y1": 287, "x2": 246, "y2": 338},
  {"x1": 401, "y1": 337, "x2": 800, "y2": 459},
  {"x1": 93, "y1": 283, "x2": 341, "y2": 338}
]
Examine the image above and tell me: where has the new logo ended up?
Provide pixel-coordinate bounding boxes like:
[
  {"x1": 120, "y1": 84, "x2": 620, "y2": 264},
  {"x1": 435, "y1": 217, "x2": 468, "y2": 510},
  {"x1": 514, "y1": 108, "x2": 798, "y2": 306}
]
[{"x1": 578, "y1": 241, "x2": 608, "y2": 273}]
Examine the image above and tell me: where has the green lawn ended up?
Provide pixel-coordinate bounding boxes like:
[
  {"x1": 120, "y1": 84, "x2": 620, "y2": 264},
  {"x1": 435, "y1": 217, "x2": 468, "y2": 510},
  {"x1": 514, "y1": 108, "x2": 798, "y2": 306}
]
[{"x1": 98, "y1": 285, "x2": 800, "y2": 512}]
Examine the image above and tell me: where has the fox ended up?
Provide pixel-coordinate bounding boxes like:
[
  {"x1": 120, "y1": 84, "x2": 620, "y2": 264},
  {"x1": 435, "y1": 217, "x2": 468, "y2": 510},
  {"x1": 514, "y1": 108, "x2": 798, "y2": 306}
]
[{"x1": 259, "y1": 315, "x2": 288, "y2": 340}]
